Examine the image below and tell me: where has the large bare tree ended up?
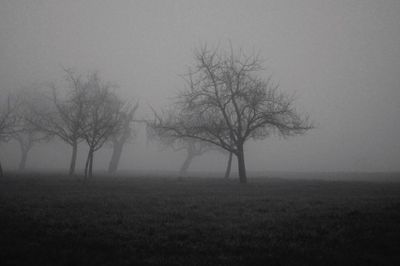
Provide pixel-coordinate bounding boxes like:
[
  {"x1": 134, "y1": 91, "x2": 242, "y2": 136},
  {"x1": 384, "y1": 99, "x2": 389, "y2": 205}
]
[
  {"x1": 151, "y1": 46, "x2": 313, "y2": 183},
  {"x1": 81, "y1": 73, "x2": 124, "y2": 178},
  {"x1": 108, "y1": 102, "x2": 139, "y2": 174},
  {"x1": 0, "y1": 94, "x2": 19, "y2": 177}
]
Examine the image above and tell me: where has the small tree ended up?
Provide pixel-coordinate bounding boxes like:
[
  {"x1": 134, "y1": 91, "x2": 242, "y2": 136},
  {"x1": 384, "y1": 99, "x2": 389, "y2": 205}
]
[
  {"x1": 0, "y1": 94, "x2": 19, "y2": 177},
  {"x1": 82, "y1": 73, "x2": 124, "y2": 178},
  {"x1": 108, "y1": 102, "x2": 139, "y2": 174},
  {"x1": 151, "y1": 46, "x2": 313, "y2": 183}
]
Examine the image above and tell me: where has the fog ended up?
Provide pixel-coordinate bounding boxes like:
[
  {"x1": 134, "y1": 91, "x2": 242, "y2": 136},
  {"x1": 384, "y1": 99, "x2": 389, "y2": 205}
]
[{"x1": 1, "y1": 0, "x2": 399, "y2": 174}]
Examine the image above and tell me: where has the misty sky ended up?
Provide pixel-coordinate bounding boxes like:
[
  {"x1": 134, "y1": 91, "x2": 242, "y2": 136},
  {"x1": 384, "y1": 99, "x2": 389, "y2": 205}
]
[{"x1": 1, "y1": 0, "x2": 399, "y2": 173}]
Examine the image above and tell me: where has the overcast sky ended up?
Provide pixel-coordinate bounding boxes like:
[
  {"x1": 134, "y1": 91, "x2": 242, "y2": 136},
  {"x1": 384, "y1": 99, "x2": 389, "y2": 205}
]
[{"x1": 1, "y1": 0, "x2": 399, "y2": 173}]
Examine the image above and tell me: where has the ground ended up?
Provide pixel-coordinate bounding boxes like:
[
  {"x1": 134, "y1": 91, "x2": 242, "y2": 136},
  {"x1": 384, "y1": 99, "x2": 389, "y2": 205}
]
[{"x1": 1, "y1": 173, "x2": 399, "y2": 265}]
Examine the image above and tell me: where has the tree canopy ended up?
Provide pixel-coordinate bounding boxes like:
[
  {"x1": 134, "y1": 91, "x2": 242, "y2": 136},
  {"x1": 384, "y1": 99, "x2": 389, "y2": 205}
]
[{"x1": 151, "y1": 46, "x2": 313, "y2": 183}]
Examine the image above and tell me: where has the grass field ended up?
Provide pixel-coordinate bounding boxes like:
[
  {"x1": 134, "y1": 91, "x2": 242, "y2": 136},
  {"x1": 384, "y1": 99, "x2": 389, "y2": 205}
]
[{"x1": 1, "y1": 174, "x2": 400, "y2": 265}]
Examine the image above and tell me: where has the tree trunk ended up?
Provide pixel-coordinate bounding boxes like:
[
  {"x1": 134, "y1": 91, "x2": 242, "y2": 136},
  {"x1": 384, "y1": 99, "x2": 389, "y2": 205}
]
[
  {"x1": 179, "y1": 153, "x2": 194, "y2": 177},
  {"x1": 16, "y1": 137, "x2": 33, "y2": 171},
  {"x1": 108, "y1": 141, "x2": 124, "y2": 174},
  {"x1": 237, "y1": 145, "x2": 247, "y2": 184},
  {"x1": 18, "y1": 147, "x2": 29, "y2": 171},
  {"x1": 0, "y1": 160, "x2": 3, "y2": 177},
  {"x1": 84, "y1": 149, "x2": 92, "y2": 178},
  {"x1": 89, "y1": 151, "x2": 94, "y2": 178},
  {"x1": 224, "y1": 152, "x2": 233, "y2": 179},
  {"x1": 69, "y1": 141, "x2": 78, "y2": 176}
]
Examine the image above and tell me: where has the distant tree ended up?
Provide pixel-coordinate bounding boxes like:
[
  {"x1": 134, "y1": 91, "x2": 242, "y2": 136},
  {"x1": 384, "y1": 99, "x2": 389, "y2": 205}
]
[
  {"x1": 176, "y1": 140, "x2": 210, "y2": 177},
  {"x1": 0, "y1": 93, "x2": 19, "y2": 177},
  {"x1": 151, "y1": 46, "x2": 313, "y2": 183},
  {"x1": 12, "y1": 87, "x2": 53, "y2": 170},
  {"x1": 13, "y1": 133, "x2": 41, "y2": 170},
  {"x1": 223, "y1": 150, "x2": 233, "y2": 179},
  {"x1": 81, "y1": 73, "x2": 124, "y2": 178},
  {"x1": 29, "y1": 69, "x2": 89, "y2": 175},
  {"x1": 108, "y1": 102, "x2": 139, "y2": 174},
  {"x1": 147, "y1": 118, "x2": 217, "y2": 178},
  {"x1": 12, "y1": 85, "x2": 52, "y2": 170},
  {"x1": 150, "y1": 123, "x2": 233, "y2": 178},
  {"x1": 177, "y1": 140, "x2": 235, "y2": 179},
  {"x1": 167, "y1": 138, "x2": 215, "y2": 178},
  {"x1": 13, "y1": 124, "x2": 52, "y2": 171}
]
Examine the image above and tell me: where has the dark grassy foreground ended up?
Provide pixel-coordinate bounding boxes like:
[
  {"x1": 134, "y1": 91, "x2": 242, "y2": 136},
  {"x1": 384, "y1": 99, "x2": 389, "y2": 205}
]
[{"x1": 1, "y1": 174, "x2": 400, "y2": 266}]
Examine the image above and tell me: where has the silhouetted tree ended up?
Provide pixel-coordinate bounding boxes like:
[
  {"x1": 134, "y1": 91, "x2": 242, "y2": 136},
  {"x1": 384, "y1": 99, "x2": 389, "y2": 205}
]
[
  {"x1": 151, "y1": 46, "x2": 313, "y2": 183},
  {"x1": 108, "y1": 102, "x2": 139, "y2": 174},
  {"x1": 0, "y1": 93, "x2": 19, "y2": 177},
  {"x1": 81, "y1": 73, "x2": 124, "y2": 178},
  {"x1": 30, "y1": 69, "x2": 89, "y2": 175}
]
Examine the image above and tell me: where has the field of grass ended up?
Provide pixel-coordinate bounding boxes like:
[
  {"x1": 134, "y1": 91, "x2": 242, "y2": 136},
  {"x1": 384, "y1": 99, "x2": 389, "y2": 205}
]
[{"x1": 1, "y1": 174, "x2": 400, "y2": 265}]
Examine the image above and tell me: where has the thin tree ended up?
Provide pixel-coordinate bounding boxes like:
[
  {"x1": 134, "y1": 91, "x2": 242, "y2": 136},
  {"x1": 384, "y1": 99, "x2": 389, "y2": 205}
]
[
  {"x1": 108, "y1": 102, "x2": 139, "y2": 174},
  {"x1": 82, "y1": 73, "x2": 124, "y2": 178},
  {"x1": 0, "y1": 94, "x2": 19, "y2": 177},
  {"x1": 151, "y1": 46, "x2": 313, "y2": 183}
]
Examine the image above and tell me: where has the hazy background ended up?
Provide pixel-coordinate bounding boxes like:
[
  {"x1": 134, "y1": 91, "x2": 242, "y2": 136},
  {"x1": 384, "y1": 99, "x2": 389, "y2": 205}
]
[{"x1": 1, "y1": 0, "x2": 399, "y2": 174}]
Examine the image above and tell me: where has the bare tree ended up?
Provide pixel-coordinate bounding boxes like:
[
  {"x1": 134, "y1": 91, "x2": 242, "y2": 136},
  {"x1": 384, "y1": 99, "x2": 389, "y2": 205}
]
[
  {"x1": 13, "y1": 128, "x2": 51, "y2": 171},
  {"x1": 146, "y1": 118, "x2": 208, "y2": 178},
  {"x1": 12, "y1": 88, "x2": 52, "y2": 170},
  {"x1": 147, "y1": 118, "x2": 218, "y2": 178},
  {"x1": 0, "y1": 94, "x2": 19, "y2": 177},
  {"x1": 82, "y1": 73, "x2": 124, "y2": 178},
  {"x1": 108, "y1": 102, "x2": 139, "y2": 174},
  {"x1": 29, "y1": 69, "x2": 89, "y2": 175},
  {"x1": 177, "y1": 140, "x2": 210, "y2": 177},
  {"x1": 151, "y1": 46, "x2": 313, "y2": 183}
]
